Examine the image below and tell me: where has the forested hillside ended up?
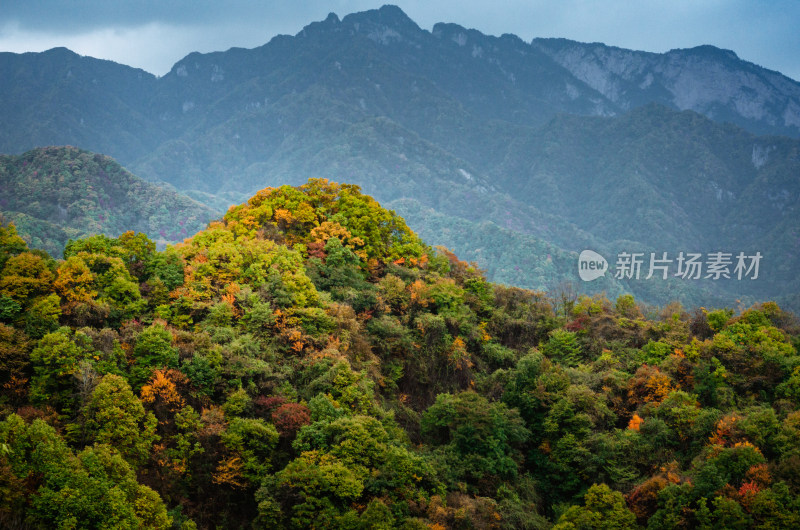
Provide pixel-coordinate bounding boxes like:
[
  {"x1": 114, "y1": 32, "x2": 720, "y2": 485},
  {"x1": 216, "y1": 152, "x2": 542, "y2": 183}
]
[
  {"x1": 2, "y1": 180, "x2": 799, "y2": 528},
  {"x1": 0, "y1": 146, "x2": 218, "y2": 255}
]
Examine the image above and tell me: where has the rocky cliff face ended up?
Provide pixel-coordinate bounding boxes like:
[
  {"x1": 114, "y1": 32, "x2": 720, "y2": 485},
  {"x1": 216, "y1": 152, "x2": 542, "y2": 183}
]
[{"x1": 533, "y1": 39, "x2": 800, "y2": 136}]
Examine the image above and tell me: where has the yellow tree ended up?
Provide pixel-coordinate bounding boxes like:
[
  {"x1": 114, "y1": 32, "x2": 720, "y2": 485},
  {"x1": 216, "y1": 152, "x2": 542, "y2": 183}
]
[
  {"x1": 54, "y1": 256, "x2": 96, "y2": 303},
  {"x1": 0, "y1": 252, "x2": 54, "y2": 303}
]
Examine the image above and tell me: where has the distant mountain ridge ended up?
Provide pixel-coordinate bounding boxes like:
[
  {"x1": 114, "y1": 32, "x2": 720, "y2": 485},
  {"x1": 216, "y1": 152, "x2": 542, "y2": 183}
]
[
  {"x1": 2, "y1": 6, "x2": 799, "y2": 169},
  {"x1": 1, "y1": 5, "x2": 799, "y2": 310},
  {"x1": 0, "y1": 47, "x2": 160, "y2": 160},
  {"x1": 532, "y1": 38, "x2": 800, "y2": 137}
]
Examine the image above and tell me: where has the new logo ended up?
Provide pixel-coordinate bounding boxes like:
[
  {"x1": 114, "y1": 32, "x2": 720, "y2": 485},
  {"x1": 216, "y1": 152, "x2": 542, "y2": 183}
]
[{"x1": 578, "y1": 250, "x2": 608, "y2": 282}]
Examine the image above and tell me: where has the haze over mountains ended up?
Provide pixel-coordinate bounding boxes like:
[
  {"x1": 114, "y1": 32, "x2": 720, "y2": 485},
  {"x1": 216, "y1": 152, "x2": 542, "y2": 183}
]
[{"x1": 1, "y1": 5, "x2": 799, "y2": 310}]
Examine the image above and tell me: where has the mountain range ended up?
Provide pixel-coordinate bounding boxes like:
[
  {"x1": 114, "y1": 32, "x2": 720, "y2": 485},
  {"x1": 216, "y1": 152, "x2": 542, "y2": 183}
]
[{"x1": 1, "y1": 5, "x2": 799, "y2": 311}]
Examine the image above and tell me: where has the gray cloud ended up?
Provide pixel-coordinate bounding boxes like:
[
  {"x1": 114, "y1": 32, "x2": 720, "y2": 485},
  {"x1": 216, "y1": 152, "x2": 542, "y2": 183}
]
[{"x1": 2, "y1": 1, "x2": 799, "y2": 80}]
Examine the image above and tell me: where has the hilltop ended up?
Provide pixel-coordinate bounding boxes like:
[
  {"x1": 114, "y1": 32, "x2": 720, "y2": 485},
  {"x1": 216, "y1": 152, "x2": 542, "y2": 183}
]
[{"x1": 0, "y1": 146, "x2": 218, "y2": 255}]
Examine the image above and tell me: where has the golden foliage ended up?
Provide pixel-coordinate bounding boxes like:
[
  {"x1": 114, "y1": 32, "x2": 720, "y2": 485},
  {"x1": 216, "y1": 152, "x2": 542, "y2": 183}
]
[
  {"x1": 709, "y1": 414, "x2": 740, "y2": 446},
  {"x1": 409, "y1": 279, "x2": 431, "y2": 307},
  {"x1": 213, "y1": 456, "x2": 247, "y2": 489},
  {"x1": 628, "y1": 413, "x2": 644, "y2": 431},
  {"x1": 54, "y1": 257, "x2": 96, "y2": 302},
  {"x1": 448, "y1": 337, "x2": 474, "y2": 372},
  {"x1": 643, "y1": 372, "x2": 674, "y2": 403},
  {"x1": 140, "y1": 369, "x2": 186, "y2": 412}
]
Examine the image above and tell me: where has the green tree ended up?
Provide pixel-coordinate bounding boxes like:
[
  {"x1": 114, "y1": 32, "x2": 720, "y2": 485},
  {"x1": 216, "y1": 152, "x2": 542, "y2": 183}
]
[
  {"x1": 421, "y1": 391, "x2": 529, "y2": 489},
  {"x1": 0, "y1": 414, "x2": 171, "y2": 529},
  {"x1": 83, "y1": 374, "x2": 158, "y2": 467},
  {"x1": 24, "y1": 292, "x2": 62, "y2": 339},
  {"x1": 263, "y1": 450, "x2": 366, "y2": 528},
  {"x1": 29, "y1": 327, "x2": 92, "y2": 413},
  {"x1": 130, "y1": 323, "x2": 179, "y2": 389},
  {"x1": 220, "y1": 417, "x2": 279, "y2": 485},
  {"x1": 553, "y1": 483, "x2": 637, "y2": 529},
  {"x1": 544, "y1": 329, "x2": 583, "y2": 366}
]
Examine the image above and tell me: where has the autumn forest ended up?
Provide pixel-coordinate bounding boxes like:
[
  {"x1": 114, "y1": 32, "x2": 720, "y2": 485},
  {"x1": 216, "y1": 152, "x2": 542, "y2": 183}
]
[{"x1": 1, "y1": 179, "x2": 799, "y2": 529}]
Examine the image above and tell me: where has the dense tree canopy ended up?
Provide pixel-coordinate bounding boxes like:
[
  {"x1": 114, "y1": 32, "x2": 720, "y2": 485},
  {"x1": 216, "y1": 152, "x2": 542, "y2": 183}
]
[{"x1": 1, "y1": 179, "x2": 799, "y2": 528}]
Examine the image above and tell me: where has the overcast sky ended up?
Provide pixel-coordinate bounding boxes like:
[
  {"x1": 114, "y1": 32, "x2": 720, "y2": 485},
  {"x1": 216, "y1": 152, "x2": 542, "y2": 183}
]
[{"x1": 2, "y1": 1, "x2": 799, "y2": 81}]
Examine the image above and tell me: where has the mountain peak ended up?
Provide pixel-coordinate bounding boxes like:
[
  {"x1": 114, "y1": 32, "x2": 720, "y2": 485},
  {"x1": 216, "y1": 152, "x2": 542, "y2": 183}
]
[
  {"x1": 375, "y1": 4, "x2": 413, "y2": 22},
  {"x1": 297, "y1": 5, "x2": 419, "y2": 42},
  {"x1": 431, "y1": 21, "x2": 468, "y2": 37},
  {"x1": 298, "y1": 10, "x2": 343, "y2": 37},
  {"x1": 43, "y1": 46, "x2": 78, "y2": 56},
  {"x1": 671, "y1": 44, "x2": 739, "y2": 61},
  {"x1": 341, "y1": 4, "x2": 420, "y2": 32}
]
